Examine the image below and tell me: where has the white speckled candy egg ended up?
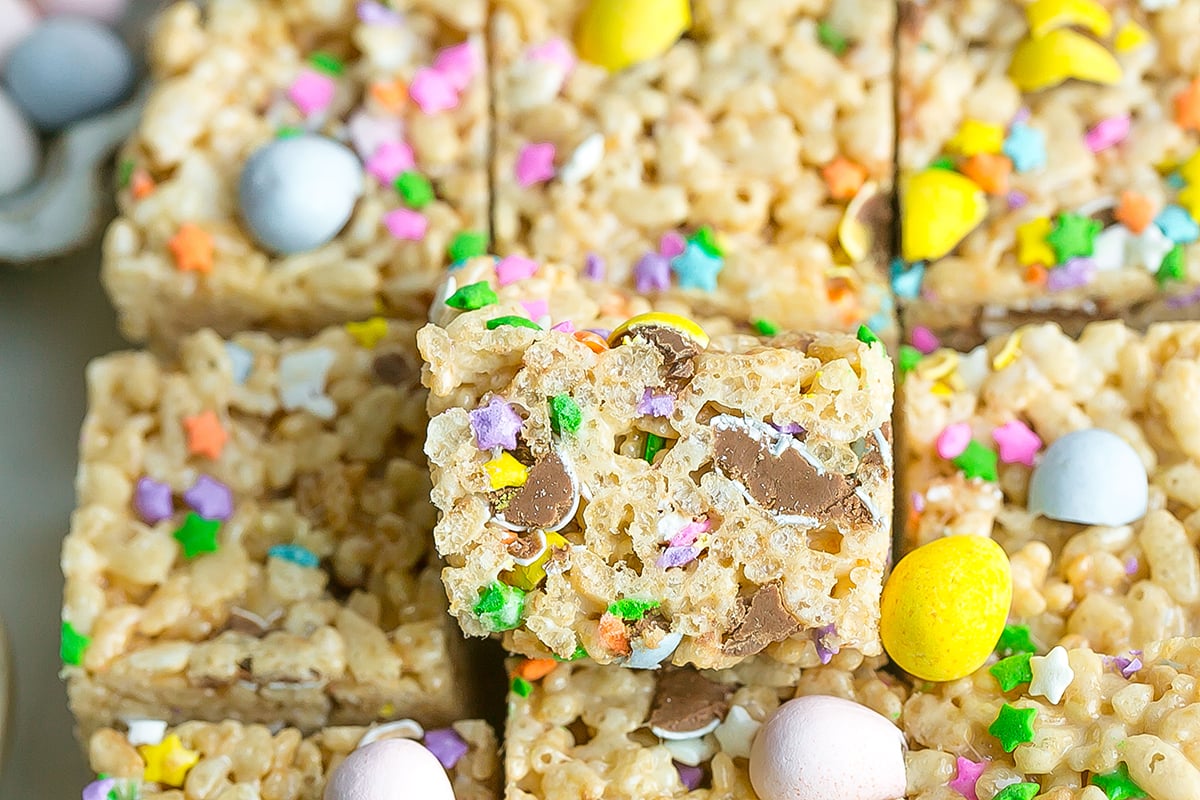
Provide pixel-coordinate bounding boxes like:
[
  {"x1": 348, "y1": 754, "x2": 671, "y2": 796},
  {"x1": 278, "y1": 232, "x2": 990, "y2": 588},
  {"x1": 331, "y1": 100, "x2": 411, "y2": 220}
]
[
  {"x1": 0, "y1": 88, "x2": 40, "y2": 196},
  {"x1": 35, "y1": 0, "x2": 129, "y2": 23},
  {"x1": 1027, "y1": 428, "x2": 1148, "y2": 526},
  {"x1": 238, "y1": 134, "x2": 365, "y2": 255},
  {"x1": 749, "y1": 695, "x2": 906, "y2": 800},
  {"x1": 4, "y1": 17, "x2": 135, "y2": 131},
  {"x1": 324, "y1": 739, "x2": 454, "y2": 800},
  {"x1": 0, "y1": 0, "x2": 39, "y2": 65}
]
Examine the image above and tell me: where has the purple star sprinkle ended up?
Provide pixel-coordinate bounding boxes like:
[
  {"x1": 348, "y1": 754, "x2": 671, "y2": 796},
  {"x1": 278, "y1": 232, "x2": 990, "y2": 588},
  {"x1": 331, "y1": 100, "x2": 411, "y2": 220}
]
[
  {"x1": 1112, "y1": 654, "x2": 1143, "y2": 679},
  {"x1": 814, "y1": 623, "x2": 839, "y2": 665},
  {"x1": 357, "y1": 0, "x2": 401, "y2": 24},
  {"x1": 583, "y1": 252, "x2": 606, "y2": 281},
  {"x1": 423, "y1": 727, "x2": 470, "y2": 769},
  {"x1": 469, "y1": 397, "x2": 524, "y2": 451},
  {"x1": 656, "y1": 546, "x2": 700, "y2": 569},
  {"x1": 674, "y1": 762, "x2": 703, "y2": 791},
  {"x1": 134, "y1": 477, "x2": 173, "y2": 524},
  {"x1": 637, "y1": 389, "x2": 676, "y2": 418},
  {"x1": 82, "y1": 778, "x2": 116, "y2": 800},
  {"x1": 1007, "y1": 190, "x2": 1028, "y2": 210},
  {"x1": 1166, "y1": 286, "x2": 1200, "y2": 308},
  {"x1": 1125, "y1": 557, "x2": 1139, "y2": 575},
  {"x1": 773, "y1": 421, "x2": 805, "y2": 435},
  {"x1": 183, "y1": 475, "x2": 234, "y2": 520},
  {"x1": 1047, "y1": 258, "x2": 1096, "y2": 291},
  {"x1": 635, "y1": 252, "x2": 671, "y2": 293},
  {"x1": 669, "y1": 519, "x2": 709, "y2": 547}
]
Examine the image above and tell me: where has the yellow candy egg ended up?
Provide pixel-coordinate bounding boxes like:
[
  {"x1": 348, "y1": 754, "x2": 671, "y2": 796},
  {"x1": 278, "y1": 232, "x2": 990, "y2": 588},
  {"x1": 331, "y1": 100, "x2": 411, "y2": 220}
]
[
  {"x1": 1008, "y1": 29, "x2": 1122, "y2": 93},
  {"x1": 880, "y1": 535, "x2": 1012, "y2": 682},
  {"x1": 900, "y1": 169, "x2": 987, "y2": 263},
  {"x1": 608, "y1": 312, "x2": 710, "y2": 349},
  {"x1": 575, "y1": 0, "x2": 691, "y2": 72},
  {"x1": 1025, "y1": 0, "x2": 1112, "y2": 38}
]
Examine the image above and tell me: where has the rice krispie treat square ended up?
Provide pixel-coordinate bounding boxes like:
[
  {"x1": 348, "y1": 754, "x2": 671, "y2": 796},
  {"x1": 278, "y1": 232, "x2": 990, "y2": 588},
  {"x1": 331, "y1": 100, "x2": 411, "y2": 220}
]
[
  {"x1": 419, "y1": 261, "x2": 894, "y2": 670},
  {"x1": 901, "y1": 321, "x2": 1200, "y2": 659},
  {"x1": 102, "y1": 0, "x2": 488, "y2": 346},
  {"x1": 490, "y1": 0, "x2": 897, "y2": 341},
  {"x1": 86, "y1": 717, "x2": 498, "y2": 800},
  {"x1": 898, "y1": 0, "x2": 1200, "y2": 348},
  {"x1": 62, "y1": 323, "x2": 474, "y2": 738}
]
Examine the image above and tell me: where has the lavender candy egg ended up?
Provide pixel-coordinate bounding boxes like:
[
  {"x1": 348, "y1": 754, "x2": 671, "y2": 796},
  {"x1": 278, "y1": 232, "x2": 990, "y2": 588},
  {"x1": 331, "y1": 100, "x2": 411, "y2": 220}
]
[
  {"x1": 324, "y1": 739, "x2": 455, "y2": 800},
  {"x1": 4, "y1": 17, "x2": 135, "y2": 131},
  {"x1": 0, "y1": 89, "x2": 40, "y2": 196}
]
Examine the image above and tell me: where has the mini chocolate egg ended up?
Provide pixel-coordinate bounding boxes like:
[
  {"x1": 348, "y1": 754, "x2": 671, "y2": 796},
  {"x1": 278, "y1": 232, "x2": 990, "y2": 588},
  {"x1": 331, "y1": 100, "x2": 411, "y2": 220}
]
[
  {"x1": 4, "y1": 17, "x2": 135, "y2": 131},
  {"x1": 1027, "y1": 428, "x2": 1148, "y2": 526},
  {"x1": 575, "y1": 0, "x2": 691, "y2": 72},
  {"x1": 35, "y1": 0, "x2": 129, "y2": 23},
  {"x1": 238, "y1": 134, "x2": 365, "y2": 255},
  {"x1": 749, "y1": 695, "x2": 906, "y2": 800},
  {"x1": 324, "y1": 739, "x2": 454, "y2": 800},
  {"x1": 0, "y1": 0, "x2": 39, "y2": 65},
  {"x1": 0, "y1": 88, "x2": 40, "y2": 196}
]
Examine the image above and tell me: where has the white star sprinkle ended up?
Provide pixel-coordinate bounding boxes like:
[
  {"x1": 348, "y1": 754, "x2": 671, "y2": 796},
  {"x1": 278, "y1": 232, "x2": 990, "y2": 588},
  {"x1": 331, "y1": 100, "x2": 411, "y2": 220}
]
[
  {"x1": 1029, "y1": 645, "x2": 1074, "y2": 705},
  {"x1": 278, "y1": 348, "x2": 337, "y2": 419}
]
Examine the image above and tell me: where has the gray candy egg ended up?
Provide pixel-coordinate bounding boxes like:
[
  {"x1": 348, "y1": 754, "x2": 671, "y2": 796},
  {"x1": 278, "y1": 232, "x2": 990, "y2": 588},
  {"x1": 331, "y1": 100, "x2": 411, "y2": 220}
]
[
  {"x1": 4, "y1": 18, "x2": 136, "y2": 132},
  {"x1": 238, "y1": 135, "x2": 365, "y2": 255},
  {"x1": 1027, "y1": 428, "x2": 1148, "y2": 527}
]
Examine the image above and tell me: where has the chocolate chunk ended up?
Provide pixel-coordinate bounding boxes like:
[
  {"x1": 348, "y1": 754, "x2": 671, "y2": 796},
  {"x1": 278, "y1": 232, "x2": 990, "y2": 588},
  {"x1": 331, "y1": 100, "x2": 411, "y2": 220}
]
[
  {"x1": 636, "y1": 326, "x2": 700, "y2": 389},
  {"x1": 860, "y1": 423, "x2": 892, "y2": 473},
  {"x1": 372, "y1": 352, "x2": 415, "y2": 386},
  {"x1": 649, "y1": 668, "x2": 732, "y2": 735},
  {"x1": 723, "y1": 584, "x2": 801, "y2": 657},
  {"x1": 227, "y1": 607, "x2": 276, "y2": 637},
  {"x1": 711, "y1": 417, "x2": 871, "y2": 524},
  {"x1": 507, "y1": 533, "x2": 544, "y2": 561},
  {"x1": 500, "y1": 451, "x2": 578, "y2": 530},
  {"x1": 856, "y1": 191, "x2": 895, "y2": 266}
]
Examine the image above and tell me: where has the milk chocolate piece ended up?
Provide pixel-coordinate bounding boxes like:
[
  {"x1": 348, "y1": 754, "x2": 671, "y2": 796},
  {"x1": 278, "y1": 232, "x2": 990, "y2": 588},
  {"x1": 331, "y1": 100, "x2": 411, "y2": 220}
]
[
  {"x1": 372, "y1": 351, "x2": 416, "y2": 385},
  {"x1": 507, "y1": 533, "x2": 544, "y2": 561},
  {"x1": 723, "y1": 583, "x2": 801, "y2": 657},
  {"x1": 635, "y1": 326, "x2": 700, "y2": 389},
  {"x1": 648, "y1": 668, "x2": 732, "y2": 735},
  {"x1": 501, "y1": 451, "x2": 577, "y2": 529}
]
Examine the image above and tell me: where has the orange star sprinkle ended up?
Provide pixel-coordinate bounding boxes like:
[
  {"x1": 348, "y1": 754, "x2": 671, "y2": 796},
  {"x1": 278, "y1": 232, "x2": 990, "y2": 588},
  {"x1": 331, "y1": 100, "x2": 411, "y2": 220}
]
[
  {"x1": 513, "y1": 658, "x2": 558, "y2": 681},
  {"x1": 596, "y1": 612, "x2": 631, "y2": 657},
  {"x1": 131, "y1": 169, "x2": 156, "y2": 200},
  {"x1": 1176, "y1": 78, "x2": 1200, "y2": 131},
  {"x1": 1024, "y1": 263, "x2": 1049, "y2": 286},
  {"x1": 1115, "y1": 190, "x2": 1154, "y2": 233},
  {"x1": 184, "y1": 411, "x2": 228, "y2": 460},
  {"x1": 960, "y1": 153, "x2": 1013, "y2": 195},
  {"x1": 822, "y1": 157, "x2": 868, "y2": 201},
  {"x1": 370, "y1": 79, "x2": 408, "y2": 114},
  {"x1": 169, "y1": 224, "x2": 214, "y2": 274}
]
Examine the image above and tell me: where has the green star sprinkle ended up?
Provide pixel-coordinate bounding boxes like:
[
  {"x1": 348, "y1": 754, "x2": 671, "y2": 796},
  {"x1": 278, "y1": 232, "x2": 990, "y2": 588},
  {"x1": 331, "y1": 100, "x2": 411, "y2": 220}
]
[
  {"x1": 607, "y1": 598, "x2": 660, "y2": 621},
  {"x1": 929, "y1": 156, "x2": 956, "y2": 171},
  {"x1": 448, "y1": 230, "x2": 489, "y2": 263},
  {"x1": 897, "y1": 344, "x2": 923, "y2": 375},
  {"x1": 275, "y1": 125, "x2": 304, "y2": 139},
  {"x1": 549, "y1": 395, "x2": 582, "y2": 435},
  {"x1": 445, "y1": 281, "x2": 498, "y2": 310},
  {"x1": 60, "y1": 621, "x2": 89, "y2": 666},
  {"x1": 817, "y1": 20, "x2": 848, "y2": 55},
  {"x1": 994, "y1": 782, "x2": 1040, "y2": 800},
  {"x1": 473, "y1": 581, "x2": 526, "y2": 632},
  {"x1": 952, "y1": 439, "x2": 998, "y2": 481},
  {"x1": 689, "y1": 226, "x2": 723, "y2": 257},
  {"x1": 117, "y1": 159, "x2": 135, "y2": 189},
  {"x1": 1091, "y1": 764, "x2": 1146, "y2": 800},
  {"x1": 1157, "y1": 244, "x2": 1186, "y2": 286},
  {"x1": 395, "y1": 171, "x2": 435, "y2": 209},
  {"x1": 989, "y1": 703, "x2": 1037, "y2": 752},
  {"x1": 553, "y1": 644, "x2": 589, "y2": 662},
  {"x1": 996, "y1": 624, "x2": 1038, "y2": 657},
  {"x1": 173, "y1": 512, "x2": 220, "y2": 559},
  {"x1": 486, "y1": 315, "x2": 542, "y2": 331},
  {"x1": 753, "y1": 319, "x2": 779, "y2": 337},
  {"x1": 989, "y1": 652, "x2": 1034, "y2": 691},
  {"x1": 1045, "y1": 213, "x2": 1102, "y2": 263},
  {"x1": 857, "y1": 324, "x2": 881, "y2": 347},
  {"x1": 511, "y1": 676, "x2": 533, "y2": 698},
  {"x1": 308, "y1": 51, "x2": 344, "y2": 75},
  {"x1": 644, "y1": 433, "x2": 666, "y2": 464}
]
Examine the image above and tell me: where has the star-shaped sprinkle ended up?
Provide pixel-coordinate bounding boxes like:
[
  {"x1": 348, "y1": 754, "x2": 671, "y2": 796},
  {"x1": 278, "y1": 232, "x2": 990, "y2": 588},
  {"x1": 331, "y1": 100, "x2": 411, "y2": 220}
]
[
  {"x1": 660, "y1": 231, "x2": 687, "y2": 258},
  {"x1": 911, "y1": 325, "x2": 939, "y2": 353},
  {"x1": 948, "y1": 119, "x2": 1005, "y2": 156},
  {"x1": 823, "y1": 156, "x2": 867, "y2": 200},
  {"x1": 125, "y1": 719, "x2": 169, "y2": 747},
  {"x1": 225, "y1": 343, "x2": 254, "y2": 385},
  {"x1": 495, "y1": 255, "x2": 539, "y2": 286},
  {"x1": 583, "y1": 252, "x2": 605, "y2": 280},
  {"x1": 690, "y1": 226, "x2": 723, "y2": 257},
  {"x1": 607, "y1": 598, "x2": 660, "y2": 621},
  {"x1": 384, "y1": 208, "x2": 428, "y2": 241},
  {"x1": 288, "y1": 68, "x2": 336, "y2": 116},
  {"x1": 423, "y1": 728, "x2": 471, "y2": 769},
  {"x1": 168, "y1": 224, "x2": 214, "y2": 274},
  {"x1": 268, "y1": 543, "x2": 320, "y2": 568},
  {"x1": 989, "y1": 703, "x2": 1037, "y2": 752},
  {"x1": 183, "y1": 475, "x2": 233, "y2": 521},
  {"x1": 953, "y1": 439, "x2": 998, "y2": 481},
  {"x1": 1114, "y1": 20, "x2": 1150, "y2": 52},
  {"x1": 511, "y1": 675, "x2": 533, "y2": 697},
  {"x1": 346, "y1": 317, "x2": 389, "y2": 348},
  {"x1": 670, "y1": 242, "x2": 724, "y2": 291},
  {"x1": 516, "y1": 142, "x2": 557, "y2": 187},
  {"x1": 409, "y1": 67, "x2": 459, "y2": 114},
  {"x1": 816, "y1": 20, "x2": 848, "y2": 55},
  {"x1": 1084, "y1": 115, "x2": 1131, "y2": 153},
  {"x1": 469, "y1": 396, "x2": 523, "y2": 450},
  {"x1": 857, "y1": 324, "x2": 880, "y2": 347},
  {"x1": 948, "y1": 756, "x2": 985, "y2": 800},
  {"x1": 989, "y1": 652, "x2": 1033, "y2": 691},
  {"x1": 753, "y1": 319, "x2": 779, "y2": 336},
  {"x1": 548, "y1": 395, "x2": 582, "y2": 435},
  {"x1": 897, "y1": 345, "x2": 922, "y2": 375},
  {"x1": 473, "y1": 581, "x2": 526, "y2": 632},
  {"x1": 1003, "y1": 123, "x2": 1046, "y2": 173},
  {"x1": 521, "y1": 299, "x2": 549, "y2": 321},
  {"x1": 994, "y1": 783, "x2": 1040, "y2": 800},
  {"x1": 892, "y1": 260, "x2": 925, "y2": 299},
  {"x1": 445, "y1": 281, "x2": 498, "y2": 310},
  {"x1": 1046, "y1": 213, "x2": 1102, "y2": 263},
  {"x1": 367, "y1": 141, "x2": 415, "y2": 185},
  {"x1": 937, "y1": 422, "x2": 972, "y2": 460},
  {"x1": 1091, "y1": 763, "x2": 1146, "y2": 800},
  {"x1": 638, "y1": 389, "x2": 676, "y2": 418},
  {"x1": 1016, "y1": 218, "x2": 1055, "y2": 266},
  {"x1": 1112, "y1": 653, "x2": 1143, "y2": 679},
  {"x1": 61, "y1": 620, "x2": 89, "y2": 666},
  {"x1": 448, "y1": 231, "x2": 489, "y2": 263},
  {"x1": 635, "y1": 252, "x2": 672, "y2": 293},
  {"x1": 82, "y1": 778, "x2": 115, "y2": 800},
  {"x1": 346, "y1": 110, "x2": 403, "y2": 161},
  {"x1": 134, "y1": 477, "x2": 174, "y2": 524},
  {"x1": 1030, "y1": 645, "x2": 1074, "y2": 704},
  {"x1": 1176, "y1": 77, "x2": 1200, "y2": 131},
  {"x1": 184, "y1": 411, "x2": 227, "y2": 460},
  {"x1": 1155, "y1": 204, "x2": 1200, "y2": 244},
  {"x1": 279, "y1": 348, "x2": 337, "y2": 419},
  {"x1": 395, "y1": 171, "x2": 435, "y2": 209},
  {"x1": 485, "y1": 452, "x2": 528, "y2": 490},
  {"x1": 487, "y1": 315, "x2": 542, "y2": 331},
  {"x1": 1047, "y1": 257, "x2": 1096, "y2": 291},
  {"x1": 996, "y1": 624, "x2": 1037, "y2": 657},
  {"x1": 992, "y1": 420, "x2": 1042, "y2": 466},
  {"x1": 432, "y1": 42, "x2": 478, "y2": 91},
  {"x1": 139, "y1": 734, "x2": 200, "y2": 787},
  {"x1": 173, "y1": 512, "x2": 220, "y2": 559},
  {"x1": 1157, "y1": 245, "x2": 1186, "y2": 285}
]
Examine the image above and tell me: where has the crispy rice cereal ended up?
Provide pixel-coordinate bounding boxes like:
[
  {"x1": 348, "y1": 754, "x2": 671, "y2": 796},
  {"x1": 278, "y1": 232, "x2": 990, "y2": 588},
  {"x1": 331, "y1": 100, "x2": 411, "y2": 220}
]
[
  {"x1": 902, "y1": 321, "x2": 1200, "y2": 658},
  {"x1": 420, "y1": 263, "x2": 894, "y2": 669},
  {"x1": 490, "y1": 0, "x2": 897, "y2": 341},
  {"x1": 102, "y1": 0, "x2": 488, "y2": 346},
  {"x1": 62, "y1": 324, "x2": 474, "y2": 737},
  {"x1": 87, "y1": 718, "x2": 497, "y2": 800},
  {"x1": 898, "y1": 0, "x2": 1200, "y2": 349}
]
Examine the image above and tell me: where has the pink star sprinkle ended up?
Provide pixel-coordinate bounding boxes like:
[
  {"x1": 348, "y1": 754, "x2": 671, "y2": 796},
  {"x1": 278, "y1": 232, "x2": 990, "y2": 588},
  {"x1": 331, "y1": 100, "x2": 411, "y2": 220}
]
[
  {"x1": 347, "y1": 112, "x2": 403, "y2": 161},
  {"x1": 521, "y1": 299, "x2": 549, "y2": 321},
  {"x1": 495, "y1": 255, "x2": 539, "y2": 286},
  {"x1": 409, "y1": 68, "x2": 459, "y2": 114},
  {"x1": 527, "y1": 38, "x2": 577, "y2": 76},
  {"x1": 937, "y1": 422, "x2": 972, "y2": 460},
  {"x1": 288, "y1": 69, "x2": 337, "y2": 116},
  {"x1": 1084, "y1": 115, "x2": 1131, "y2": 153},
  {"x1": 551, "y1": 320, "x2": 576, "y2": 333},
  {"x1": 384, "y1": 208, "x2": 428, "y2": 240},
  {"x1": 433, "y1": 42, "x2": 478, "y2": 92},
  {"x1": 516, "y1": 143, "x2": 557, "y2": 187},
  {"x1": 366, "y1": 141, "x2": 415, "y2": 185},
  {"x1": 911, "y1": 325, "x2": 940, "y2": 354},
  {"x1": 992, "y1": 420, "x2": 1042, "y2": 466},
  {"x1": 660, "y1": 231, "x2": 687, "y2": 258},
  {"x1": 948, "y1": 756, "x2": 986, "y2": 800}
]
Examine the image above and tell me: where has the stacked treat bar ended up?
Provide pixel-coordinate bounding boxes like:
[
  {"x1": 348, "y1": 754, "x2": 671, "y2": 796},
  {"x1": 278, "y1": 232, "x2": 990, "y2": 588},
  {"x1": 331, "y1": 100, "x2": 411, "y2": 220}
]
[{"x1": 59, "y1": 0, "x2": 1200, "y2": 799}]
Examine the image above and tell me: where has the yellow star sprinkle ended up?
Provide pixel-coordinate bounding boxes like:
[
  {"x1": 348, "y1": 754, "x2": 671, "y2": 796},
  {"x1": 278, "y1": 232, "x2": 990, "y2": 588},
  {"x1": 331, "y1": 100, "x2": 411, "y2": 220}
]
[
  {"x1": 1017, "y1": 218, "x2": 1056, "y2": 266},
  {"x1": 345, "y1": 317, "x2": 389, "y2": 348},
  {"x1": 1114, "y1": 20, "x2": 1150, "y2": 53},
  {"x1": 947, "y1": 119, "x2": 1005, "y2": 157},
  {"x1": 1177, "y1": 185, "x2": 1200, "y2": 225},
  {"x1": 139, "y1": 734, "x2": 200, "y2": 787},
  {"x1": 485, "y1": 452, "x2": 529, "y2": 490},
  {"x1": 1179, "y1": 151, "x2": 1200, "y2": 185}
]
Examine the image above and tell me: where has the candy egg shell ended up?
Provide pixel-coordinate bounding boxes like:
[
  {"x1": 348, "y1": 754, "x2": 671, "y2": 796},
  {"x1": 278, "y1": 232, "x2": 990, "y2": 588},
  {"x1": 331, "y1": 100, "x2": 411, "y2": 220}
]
[
  {"x1": 749, "y1": 695, "x2": 906, "y2": 800},
  {"x1": 575, "y1": 0, "x2": 691, "y2": 72},
  {"x1": 1027, "y1": 428, "x2": 1148, "y2": 526},
  {"x1": 323, "y1": 739, "x2": 454, "y2": 800},
  {"x1": 0, "y1": 88, "x2": 41, "y2": 196},
  {"x1": 880, "y1": 535, "x2": 1012, "y2": 682},
  {"x1": 35, "y1": 0, "x2": 129, "y2": 24},
  {"x1": 0, "y1": 0, "x2": 39, "y2": 65},
  {"x1": 238, "y1": 134, "x2": 365, "y2": 255},
  {"x1": 4, "y1": 17, "x2": 136, "y2": 132}
]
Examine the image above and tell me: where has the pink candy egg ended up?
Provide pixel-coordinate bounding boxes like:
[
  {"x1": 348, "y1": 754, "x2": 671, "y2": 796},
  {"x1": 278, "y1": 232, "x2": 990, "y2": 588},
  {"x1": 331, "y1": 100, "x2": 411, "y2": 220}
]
[
  {"x1": 0, "y1": 0, "x2": 40, "y2": 65},
  {"x1": 34, "y1": 0, "x2": 128, "y2": 24},
  {"x1": 324, "y1": 739, "x2": 455, "y2": 800}
]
